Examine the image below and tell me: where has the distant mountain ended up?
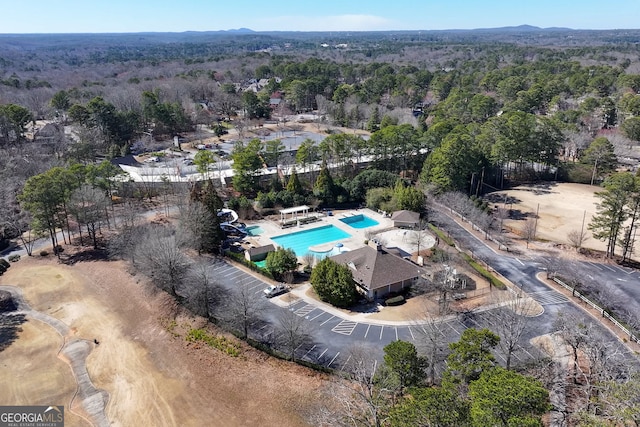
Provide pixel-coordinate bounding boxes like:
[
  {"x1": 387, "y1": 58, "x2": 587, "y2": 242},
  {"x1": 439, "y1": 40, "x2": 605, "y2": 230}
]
[
  {"x1": 477, "y1": 24, "x2": 572, "y2": 32},
  {"x1": 226, "y1": 28, "x2": 254, "y2": 34}
]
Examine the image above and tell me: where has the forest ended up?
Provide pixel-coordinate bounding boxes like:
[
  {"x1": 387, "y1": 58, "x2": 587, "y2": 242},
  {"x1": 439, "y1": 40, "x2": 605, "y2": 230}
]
[{"x1": 2, "y1": 28, "x2": 640, "y2": 425}]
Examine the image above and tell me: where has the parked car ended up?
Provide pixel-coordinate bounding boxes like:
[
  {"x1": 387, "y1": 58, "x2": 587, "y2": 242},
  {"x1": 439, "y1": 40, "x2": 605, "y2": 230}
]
[{"x1": 263, "y1": 284, "x2": 288, "y2": 298}]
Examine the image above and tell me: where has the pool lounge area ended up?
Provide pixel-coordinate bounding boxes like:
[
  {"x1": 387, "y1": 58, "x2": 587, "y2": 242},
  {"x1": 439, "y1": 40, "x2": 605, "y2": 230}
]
[{"x1": 238, "y1": 208, "x2": 416, "y2": 264}]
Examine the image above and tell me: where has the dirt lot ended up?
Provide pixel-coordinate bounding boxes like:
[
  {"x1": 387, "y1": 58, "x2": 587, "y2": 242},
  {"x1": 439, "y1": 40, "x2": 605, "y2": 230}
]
[
  {"x1": 0, "y1": 257, "x2": 327, "y2": 427},
  {"x1": 494, "y1": 182, "x2": 636, "y2": 255}
]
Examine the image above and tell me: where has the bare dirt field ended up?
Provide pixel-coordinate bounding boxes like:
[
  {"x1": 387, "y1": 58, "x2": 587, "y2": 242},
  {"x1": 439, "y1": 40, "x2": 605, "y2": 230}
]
[
  {"x1": 493, "y1": 182, "x2": 637, "y2": 256},
  {"x1": 0, "y1": 257, "x2": 327, "y2": 427}
]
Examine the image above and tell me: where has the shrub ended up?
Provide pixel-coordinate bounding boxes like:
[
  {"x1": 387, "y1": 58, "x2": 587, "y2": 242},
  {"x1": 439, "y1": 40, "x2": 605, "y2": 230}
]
[
  {"x1": 40, "y1": 250, "x2": 49, "y2": 257},
  {"x1": 385, "y1": 295, "x2": 405, "y2": 306},
  {"x1": 8, "y1": 254, "x2": 20, "y2": 262},
  {"x1": 428, "y1": 224, "x2": 455, "y2": 246},
  {"x1": 185, "y1": 328, "x2": 241, "y2": 357},
  {"x1": 225, "y1": 250, "x2": 274, "y2": 279}
]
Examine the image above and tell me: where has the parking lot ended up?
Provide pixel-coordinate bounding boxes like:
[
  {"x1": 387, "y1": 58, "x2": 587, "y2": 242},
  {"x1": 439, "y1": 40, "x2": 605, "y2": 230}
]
[{"x1": 206, "y1": 258, "x2": 551, "y2": 371}]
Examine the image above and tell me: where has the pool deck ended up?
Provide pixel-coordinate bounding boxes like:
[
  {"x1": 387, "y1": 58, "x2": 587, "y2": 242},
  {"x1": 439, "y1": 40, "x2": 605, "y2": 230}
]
[{"x1": 240, "y1": 208, "x2": 434, "y2": 259}]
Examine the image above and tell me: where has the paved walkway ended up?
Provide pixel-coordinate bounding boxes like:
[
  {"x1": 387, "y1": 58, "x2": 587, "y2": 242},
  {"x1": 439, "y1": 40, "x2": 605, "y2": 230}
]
[{"x1": 0, "y1": 285, "x2": 110, "y2": 427}]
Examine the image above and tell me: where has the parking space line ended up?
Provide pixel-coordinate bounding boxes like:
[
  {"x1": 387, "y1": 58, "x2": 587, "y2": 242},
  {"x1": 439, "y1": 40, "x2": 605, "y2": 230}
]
[
  {"x1": 247, "y1": 280, "x2": 263, "y2": 287},
  {"x1": 328, "y1": 352, "x2": 340, "y2": 367},
  {"x1": 379, "y1": 326, "x2": 384, "y2": 340},
  {"x1": 302, "y1": 345, "x2": 316, "y2": 359},
  {"x1": 309, "y1": 312, "x2": 324, "y2": 321},
  {"x1": 364, "y1": 324, "x2": 371, "y2": 339},
  {"x1": 446, "y1": 321, "x2": 462, "y2": 335},
  {"x1": 340, "y1": 355, "x2": 352, "y2": 371},
  {"x1": 587, "y1": 262, "x2": 603, "y2": 270},
  {"x1": 515, "y1": 258, "x2": 524, "y2": 266},
  {"x1": 614, "y1": 266, "x2": 630, "y2": 275},
  {"x1": 408, "y1": 326, "x2": 415, "y2": 341},
  {"x1": 320, "y1": 315, "x2": 335, "y2": 326},
  {"x1": 601, "y1": 264, "x2": 616, "y2": 272},
  {"x1": 318, "y1": 348, "x2": 328, "y2": 359},
  {"x1": 395, "y1": 327, "x2": 398, "y2": 341}
]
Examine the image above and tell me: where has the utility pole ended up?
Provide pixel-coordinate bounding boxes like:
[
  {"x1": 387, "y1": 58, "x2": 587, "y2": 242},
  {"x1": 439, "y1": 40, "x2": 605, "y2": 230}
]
[{"x1": 590, "y1": 157, "x2": 599, "y2": 186}]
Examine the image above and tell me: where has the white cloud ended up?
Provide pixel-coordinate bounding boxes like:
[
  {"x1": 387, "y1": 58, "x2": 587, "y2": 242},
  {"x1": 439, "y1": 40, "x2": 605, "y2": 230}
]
[{"x1": 254, "y1": 14, "x2": 398, "y2": 31}]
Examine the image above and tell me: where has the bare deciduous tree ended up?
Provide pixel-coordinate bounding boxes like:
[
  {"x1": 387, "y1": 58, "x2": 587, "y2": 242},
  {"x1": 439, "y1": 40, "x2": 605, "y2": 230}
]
[
  {"x1": 567, "y1": 229, "x2": 589, "y2": 252},
  {"x1": 133, "y1": 225, "x2": 190, "y2": 297},
  {"x1": 69, "y1": 184, "x2": 109, "y2": 249},
  {"x1": 413, "y1": 313, "x2": 449, "y2": 385},
  {"x1": 488, "y1": 296, "x2": 536, "y2": 370},
  {"x1": 223, "y1": 279, "x2": 264, "y2": 339},
  {"x1": 522, "y1": 217, "x2": 537, "y2": 248},
  {"x1": 276, "y1": 307, "x2": 313, "y2": 362},
  {"x1": 309, "y1": 344, "x2": 396, "y2": 427}
]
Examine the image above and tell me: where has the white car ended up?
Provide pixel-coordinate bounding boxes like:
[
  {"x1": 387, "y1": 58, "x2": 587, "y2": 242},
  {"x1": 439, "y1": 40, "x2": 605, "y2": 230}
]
[{"x1": 263, "y1": 284, "x2": 288, "y2": 298}]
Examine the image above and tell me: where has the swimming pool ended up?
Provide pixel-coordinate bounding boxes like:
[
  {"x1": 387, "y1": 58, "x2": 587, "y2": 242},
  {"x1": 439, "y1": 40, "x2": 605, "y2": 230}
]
[
  {"x1": 339, "y1": 214, "x2": 379, "y2": 229},
  {"x1": 254, "y1": 259, "x2": 267, "y2": 268},
  {"x1": 246, "y1": 225, "x2": 264, "y2": 236},
  {"x1": 271, "y1": 225, "x2": 351, "y2": 256}
]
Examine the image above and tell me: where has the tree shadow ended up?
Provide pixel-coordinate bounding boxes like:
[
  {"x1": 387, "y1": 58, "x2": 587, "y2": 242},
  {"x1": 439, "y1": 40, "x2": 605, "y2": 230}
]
[
  {"x1": 0, "y1": 291, "x2": 26, "y2": 353},
  {"x1": 60, "y1": 247, "x2": 110, "y2": 265},
  {"x1": 484, "y1": 193, "x2": 522, "y2": 205},
  {"x1": 509, "y1": 209, "x2": 532, "y2": 221},
  {"x1": 349, "y1": 300, "x2": 381, "y2": 314}
]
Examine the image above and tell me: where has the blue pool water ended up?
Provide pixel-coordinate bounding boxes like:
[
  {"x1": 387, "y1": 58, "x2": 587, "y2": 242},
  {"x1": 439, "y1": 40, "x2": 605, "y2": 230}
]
[
  {"x1": 271, "y1": 225, "x2": 351, "y2": 256},
  {"x1": 339, "y1": 214, "x2": 379, "y2": 229},
  {"x1": 254, "y1": 259, "x2": 267, "y2": 268},
  {"x1": 246, "y1": 225, "x2": 264, "y2": 236}
]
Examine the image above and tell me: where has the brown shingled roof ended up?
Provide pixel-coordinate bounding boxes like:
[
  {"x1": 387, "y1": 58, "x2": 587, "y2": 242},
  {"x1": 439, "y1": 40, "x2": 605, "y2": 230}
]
[
  {"x1": 330, "y1": 245, "x2": 424, "y2": 291},
  {"x1": 391, "y1": 210, "x2": 420, "y2": 223}
]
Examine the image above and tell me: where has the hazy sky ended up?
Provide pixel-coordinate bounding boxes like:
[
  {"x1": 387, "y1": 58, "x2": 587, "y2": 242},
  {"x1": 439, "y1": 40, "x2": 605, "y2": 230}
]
[{"x1": 1, "y1": 0, "x2": 638, "y2": 33}]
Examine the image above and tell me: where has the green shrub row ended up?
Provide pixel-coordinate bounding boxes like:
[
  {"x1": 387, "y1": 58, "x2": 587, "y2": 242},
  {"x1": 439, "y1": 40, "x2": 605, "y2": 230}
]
[
  {"x1": 428, "y1": 224, "x2": 455, "y2": 246},
  {"x1": 460, "y1": 253, "x2": 506, "y2": 290},
  {"x1": 186, "y1": 328, "x2": 241, "y2": 357},
  {"x1": 8, "y1": 254, "x2": 20, "y2": 262},
  {"x1": 224, "y1": 250, "x2": 274, "y2": 280}
]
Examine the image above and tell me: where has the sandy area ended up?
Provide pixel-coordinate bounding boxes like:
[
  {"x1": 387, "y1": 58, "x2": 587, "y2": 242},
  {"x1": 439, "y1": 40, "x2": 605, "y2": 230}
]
[
  {"x1": 495, "y1": 182, "x2": 635, "y2": 255},
  {"x1": 0, "y1": 257, "x2": 327, "y2": 427}
]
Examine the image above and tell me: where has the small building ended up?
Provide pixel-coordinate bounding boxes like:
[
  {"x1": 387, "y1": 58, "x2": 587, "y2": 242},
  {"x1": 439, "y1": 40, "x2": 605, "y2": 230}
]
[
  {"x1": 269, "y1": 91, "x2": 283, "y2": 109},
  {"x1": 391, "y1": 210, "x2": 420, "y2": 229},
  {"x1": 245, "y1": 244, "x2": 275, "y2": 263},
  {"x1": 331, "y1": 240, "x2": 425, "y2": 300}
]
